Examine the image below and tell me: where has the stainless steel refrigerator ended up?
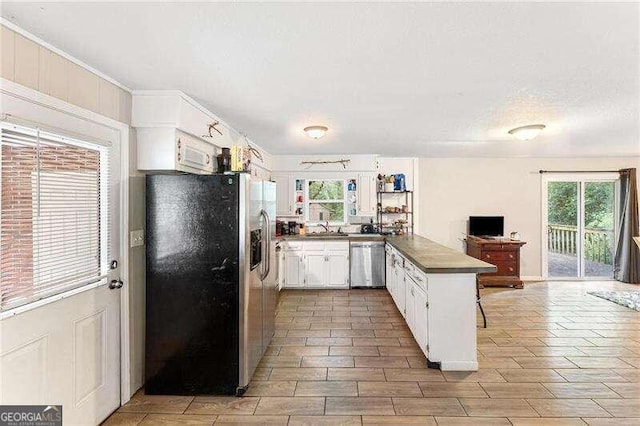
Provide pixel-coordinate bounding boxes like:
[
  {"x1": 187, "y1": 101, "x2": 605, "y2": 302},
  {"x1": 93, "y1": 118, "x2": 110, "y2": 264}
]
[{"x1": 145, "y1": 173, "x2": 277, "y2": 396}]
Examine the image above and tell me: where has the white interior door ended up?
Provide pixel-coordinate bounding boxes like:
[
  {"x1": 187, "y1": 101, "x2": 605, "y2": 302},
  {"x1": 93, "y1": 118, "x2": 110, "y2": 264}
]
[
  {"x1": 0, "y1": 282, "x2": 121, "y2": 424},
  {"x1": 0, "y1": 99, "x2": 124, "y2": 426}
]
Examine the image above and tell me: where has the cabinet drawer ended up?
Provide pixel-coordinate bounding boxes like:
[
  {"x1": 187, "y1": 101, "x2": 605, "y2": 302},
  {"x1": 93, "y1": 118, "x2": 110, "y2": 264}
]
[
  {"x1": 325, "y1": 241, "x2": 349, "y2": 250},
  {"x1": 482, "y1": 251, "x2": 517, "y2": 262},
  {"x1": 304, "y1": 242, "x2": 326, "y2": 251},
  {"x1": 412, "y1": 270, "x2": 427, "y2": 292},
  {"x1": 403, "y1": 262, "x2": 415, "y2": 276},
  {"x1": 482, "y1": 243, "x2": 512, "y2": 251},
  {"x1": 494, "y1": 261, "x2": 519, "y2": 276},
  {"x1": 283, "y1": 241, "x2": 303, "y2": 250}
]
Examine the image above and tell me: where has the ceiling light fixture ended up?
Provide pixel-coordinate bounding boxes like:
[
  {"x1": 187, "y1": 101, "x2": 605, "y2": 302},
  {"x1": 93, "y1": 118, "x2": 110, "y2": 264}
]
[
  {"x1": 508, "y1": 124, "x2": 546, "y2": 141},
  {"x1": 304, "y1": 125, "x2": 328, "y2": 139}
]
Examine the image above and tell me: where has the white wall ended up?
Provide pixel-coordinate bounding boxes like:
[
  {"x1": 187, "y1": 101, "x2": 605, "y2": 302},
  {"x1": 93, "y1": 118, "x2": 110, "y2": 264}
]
[
  {"x1": 417, "y1": 157, "x2": 640, "y2": 279},
  {"x1": 127, "y1": 129, "x2": 146, "y2": 392}
]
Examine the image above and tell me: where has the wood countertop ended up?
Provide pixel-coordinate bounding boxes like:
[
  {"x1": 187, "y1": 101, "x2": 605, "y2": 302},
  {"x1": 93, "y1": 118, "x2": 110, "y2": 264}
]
[{"x1": 387, "y1": 235, "x2": 497, "y2": 274}]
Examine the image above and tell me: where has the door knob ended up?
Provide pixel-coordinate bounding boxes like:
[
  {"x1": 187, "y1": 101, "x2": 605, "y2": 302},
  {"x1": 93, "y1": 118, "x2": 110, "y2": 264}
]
[{"x1": 109, "y1": 279, "x2": 124, "y2": 290}]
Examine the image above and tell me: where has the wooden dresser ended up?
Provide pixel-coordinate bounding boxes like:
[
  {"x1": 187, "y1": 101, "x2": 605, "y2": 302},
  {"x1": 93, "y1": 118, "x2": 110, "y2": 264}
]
[{"x1": 466, "y1": 236, "x2": 526, "y2": 289}]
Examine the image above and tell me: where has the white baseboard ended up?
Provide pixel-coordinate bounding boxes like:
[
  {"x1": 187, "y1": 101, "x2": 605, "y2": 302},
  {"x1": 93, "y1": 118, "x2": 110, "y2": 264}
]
[{"x1": 521, "y1": 276, "x2": 544, "y2": 282}]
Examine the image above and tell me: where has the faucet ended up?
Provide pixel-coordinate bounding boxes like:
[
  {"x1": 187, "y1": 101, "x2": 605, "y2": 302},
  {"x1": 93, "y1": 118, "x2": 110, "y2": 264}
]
[{"x1": 320, "y1": 221, "x2": 330, "y2": 233}]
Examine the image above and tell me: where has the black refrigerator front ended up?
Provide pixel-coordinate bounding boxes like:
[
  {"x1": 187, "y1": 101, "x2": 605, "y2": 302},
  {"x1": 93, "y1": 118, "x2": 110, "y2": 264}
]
[{"x1": 145, "y1": 173, "x2": 259, "y2": 395}]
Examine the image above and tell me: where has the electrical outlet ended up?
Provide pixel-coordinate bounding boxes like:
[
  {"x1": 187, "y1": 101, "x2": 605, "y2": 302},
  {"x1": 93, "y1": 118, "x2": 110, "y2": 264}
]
[{"x1": 130, "y1": 229, "x2": 145, "y2": 247}]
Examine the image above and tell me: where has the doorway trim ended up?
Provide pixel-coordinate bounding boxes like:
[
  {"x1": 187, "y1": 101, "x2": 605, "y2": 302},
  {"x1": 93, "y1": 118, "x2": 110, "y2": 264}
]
[
  {"x1": 1, "y1": 78, "x2": 133, "y2": 403},
  {"x1": 541, "y1": 172, "x2": 619, "y2": 281}
]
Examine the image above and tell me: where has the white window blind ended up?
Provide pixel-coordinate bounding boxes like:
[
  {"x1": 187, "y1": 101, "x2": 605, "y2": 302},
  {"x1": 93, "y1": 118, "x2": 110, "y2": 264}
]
[{"x1": 0, "y1": 122, "x2": 110, "y2": 311}]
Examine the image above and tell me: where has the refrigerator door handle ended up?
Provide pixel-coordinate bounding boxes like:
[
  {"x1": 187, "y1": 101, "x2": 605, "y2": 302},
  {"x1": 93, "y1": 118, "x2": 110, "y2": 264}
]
[
  {"x1": 211, "y1": 257, "x2": 230, "y2": 272},
  {"x1": 259, "y1": 209, "x2": 270, "y2": 280}
]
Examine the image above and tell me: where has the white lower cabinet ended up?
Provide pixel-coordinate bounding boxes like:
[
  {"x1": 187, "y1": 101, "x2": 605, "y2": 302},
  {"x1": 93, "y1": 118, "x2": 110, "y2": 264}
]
[
  {"x1": 413, "y1": 284, "x2": 429, "y2": 352},
  {"x1": 282, "y1": 241, "x2": 349, "y2": 289},
  {"x1": 395, "y1": 258, "x2": 406, "y2": 318},
  {"x1": 283, "y1": 248, "x2": 304, "y2": 288},
  {"x1": 405, "y1": 274, "x2": 416, "y2": 330},
  {"x1": 386, "y1": 243, "x2": 428, "y2": 353},
  {"x1": 305, "y1": 251, "x2": 326, "y2": 287},
  {"x1": 385, "y1": 244, "x2": 478, "y2": 371},
  {"x1": 385, "y1": 247, "x2": 394, "y2": 295},
  {"x1": 326, "y1": 250, "x2": 349, "y2": 288}
]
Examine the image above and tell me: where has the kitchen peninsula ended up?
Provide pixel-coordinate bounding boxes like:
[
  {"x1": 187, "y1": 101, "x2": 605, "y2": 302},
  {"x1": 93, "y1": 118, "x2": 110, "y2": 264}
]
[{"x1": 278, "y1": 233, "x2": 495, "y2": 371}]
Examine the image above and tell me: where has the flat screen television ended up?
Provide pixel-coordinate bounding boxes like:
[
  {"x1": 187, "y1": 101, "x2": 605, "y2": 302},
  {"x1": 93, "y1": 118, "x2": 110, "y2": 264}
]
[{"x1": 469, "y1": 216, "x2": 504, "y2": 237}]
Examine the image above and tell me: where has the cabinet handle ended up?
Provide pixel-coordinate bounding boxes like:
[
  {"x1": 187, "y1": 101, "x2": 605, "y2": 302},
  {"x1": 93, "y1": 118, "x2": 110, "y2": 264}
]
[
  {"x1": 426, "y1": 301, "x2": 429, "y2": 308},
  {"x1": 509, "y1": 267, "x2": 514, "y2": 272},
  {"x1": 411, "y1": 288, "x2": 414, "y2": 296},
  {"x1": 177, "y1": 138, "x2": 181, "y2": 149},
  {"x1": 509, "y1": 254, "x2": 514, "y2": 259},
  {"x1": 206, "y1": 154, "x2": 211, "y2": 164},
  {"x1": 486, "y1": 254, "x2": 491, "y2": 259}
]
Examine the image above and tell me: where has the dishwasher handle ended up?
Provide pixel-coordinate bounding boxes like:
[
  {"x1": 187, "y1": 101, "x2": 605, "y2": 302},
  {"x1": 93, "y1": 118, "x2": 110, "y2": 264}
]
[{"x1": 350, "y1": 242, "x2": 385, "y2": 248}]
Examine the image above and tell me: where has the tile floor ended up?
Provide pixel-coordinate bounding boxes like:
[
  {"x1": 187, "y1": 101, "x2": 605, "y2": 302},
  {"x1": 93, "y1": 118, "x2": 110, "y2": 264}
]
[{"x1": 105, "y1": 281, "x2": 640, "y2": 425}]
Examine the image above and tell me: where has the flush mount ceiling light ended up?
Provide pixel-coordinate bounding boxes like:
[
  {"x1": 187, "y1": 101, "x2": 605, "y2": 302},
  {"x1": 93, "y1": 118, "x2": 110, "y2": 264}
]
[
  {"x1": 304, "y1": 125, "x2": 328, "y2": 139},
  {"x1": 508, "y1": 124, "x2": 546, "y2": 141}
]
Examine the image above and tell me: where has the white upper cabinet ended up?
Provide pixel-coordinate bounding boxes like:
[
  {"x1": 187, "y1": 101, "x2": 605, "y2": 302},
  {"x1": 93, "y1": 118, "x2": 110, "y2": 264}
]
[
  {"x1": 132, "y1": 90, "x2": 240, "y2": 173},
  {"x1": 357, "y1": 173, "x2": 376, "y2": 215},
  {"x1": 132, "y1": 90, "x2": 235, "y2": 147},
  {"x1": 136, "y1": 127, "x2": 215, "y2": 174},
  {"x1": 273, "y1": 173, "x2": 294, "y2": 216}
]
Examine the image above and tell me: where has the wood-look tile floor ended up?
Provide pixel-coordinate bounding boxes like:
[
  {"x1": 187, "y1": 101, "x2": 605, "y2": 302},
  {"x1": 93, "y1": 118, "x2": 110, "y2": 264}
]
[{"x1": 106, "y1": 281, "x2": 640, "y2": 425}]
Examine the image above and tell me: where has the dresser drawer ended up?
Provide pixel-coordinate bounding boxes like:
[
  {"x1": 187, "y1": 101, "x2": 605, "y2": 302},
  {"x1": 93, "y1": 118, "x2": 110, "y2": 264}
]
[
  {"x1": 482, "y1": 251, "x2": 517, "y2": 262},
  {"x1": 482, "y1": 243, "x2": 513, "y2": 251},
  {"x1": 495, "y1": 261, "x2": 519, "y2": 276}
]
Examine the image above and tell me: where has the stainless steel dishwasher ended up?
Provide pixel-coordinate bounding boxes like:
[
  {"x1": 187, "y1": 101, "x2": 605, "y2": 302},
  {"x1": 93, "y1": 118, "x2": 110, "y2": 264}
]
[{"x1": 350, "y1": 241, "x2": 386, "y2": 288}]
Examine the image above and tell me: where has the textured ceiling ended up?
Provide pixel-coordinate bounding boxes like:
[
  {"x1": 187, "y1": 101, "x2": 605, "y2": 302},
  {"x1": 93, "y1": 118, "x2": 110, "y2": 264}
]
[{"x1": 1, "y1": 2, "x2": 639, "y2": 157}]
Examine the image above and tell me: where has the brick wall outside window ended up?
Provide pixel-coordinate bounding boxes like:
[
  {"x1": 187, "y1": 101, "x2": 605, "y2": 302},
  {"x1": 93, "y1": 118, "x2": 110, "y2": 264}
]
[{"x1": 1, "y1": 144, "x2": 100, "y2": 307}]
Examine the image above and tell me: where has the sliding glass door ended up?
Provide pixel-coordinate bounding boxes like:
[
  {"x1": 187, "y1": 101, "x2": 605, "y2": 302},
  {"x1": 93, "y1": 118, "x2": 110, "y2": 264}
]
[{"x1": 544, "y1": 174, "x2": 618, "y2": 279}]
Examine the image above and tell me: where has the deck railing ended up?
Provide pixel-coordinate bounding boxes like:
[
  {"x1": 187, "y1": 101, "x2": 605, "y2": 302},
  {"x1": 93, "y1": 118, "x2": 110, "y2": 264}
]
[{"x1": 548, "y1": 224, "x2": 614, "y2": 264}]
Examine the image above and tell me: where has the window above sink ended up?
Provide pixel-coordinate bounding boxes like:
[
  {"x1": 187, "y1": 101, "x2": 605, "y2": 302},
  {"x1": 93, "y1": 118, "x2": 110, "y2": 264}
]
[{"x1": 306, "y1": 179, "x2": 347, "y2": 225}]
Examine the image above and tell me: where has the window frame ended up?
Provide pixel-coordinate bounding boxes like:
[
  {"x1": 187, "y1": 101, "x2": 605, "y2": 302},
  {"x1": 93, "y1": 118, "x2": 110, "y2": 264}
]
[{"x1": 304, "y1": 178, "x2": 348, "y2": 225}]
